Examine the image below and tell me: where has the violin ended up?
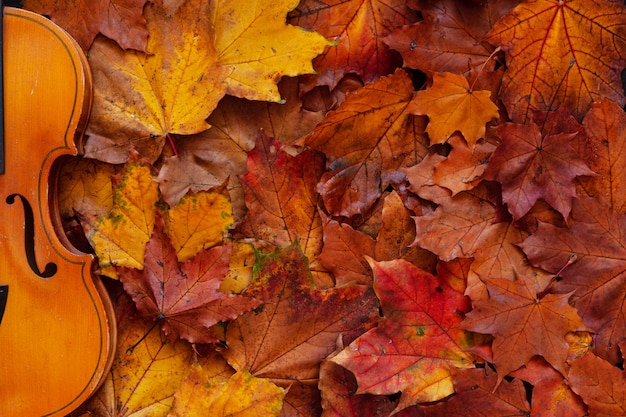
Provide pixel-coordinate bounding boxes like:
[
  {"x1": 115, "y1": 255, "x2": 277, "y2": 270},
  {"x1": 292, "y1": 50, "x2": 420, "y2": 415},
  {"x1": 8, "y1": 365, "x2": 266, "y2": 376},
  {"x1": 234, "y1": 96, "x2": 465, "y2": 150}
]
[{"x1": 0, "y1": 7, "x2": 115, "y2": 416}]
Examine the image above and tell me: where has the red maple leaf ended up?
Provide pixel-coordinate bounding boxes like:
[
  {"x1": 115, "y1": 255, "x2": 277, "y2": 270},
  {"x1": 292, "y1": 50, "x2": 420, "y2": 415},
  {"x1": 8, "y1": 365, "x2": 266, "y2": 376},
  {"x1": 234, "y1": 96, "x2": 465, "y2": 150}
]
[{"x1": 119, "y1": 214, "x2": 261, "y2": 344}]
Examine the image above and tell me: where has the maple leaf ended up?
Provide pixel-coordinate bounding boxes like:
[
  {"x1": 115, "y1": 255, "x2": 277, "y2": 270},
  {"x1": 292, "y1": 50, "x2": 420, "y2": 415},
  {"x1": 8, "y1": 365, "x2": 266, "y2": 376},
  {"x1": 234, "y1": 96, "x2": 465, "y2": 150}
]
[
  {"x1": 519, "y1": 197, "x2": 626, "y2": 365},
  {"x1": 119, "y1": 214, "x2": 261, "y2": 344},
  {"x1": 85, "y1": 0, "x2": 230, "y2": 164},
  {"x1": 163, "y1": 189, "x2": 234, "y2": 262},
  {"x1": 222, "y1": 244, "x2": 380, "y2": 385},
  {"x1": 238, "y1": 132, "x2": 325, "y2": 260},
  {"x1": 577, "y1": 99, "x2": 626, "y2": 214},
  {"x1": 407, "y1": 72, "x2": 499, "y2": 147},
  {"x1": 23, "y1": 0, "x2": 149, "y2": 51},
  {"x1": 461, "y1": 273, "x2": 589, "y2": 379},
  {"x1": 78, "y1": 314, "x2": 196, "y2": 416},
  {"x1": 288, "y1": 0, "x2": 419, "y2": 90},
  {"x1": 384, "y1": 0, "x2": 517, "y2": 77},
  {"x1": 511, "y1": 357, "x2": 587, "y2": 417},
  {"x1": 488, "y1": 0, "x2": 626, "y2": 122},
  {"x1": 156, "y1": 77, "x2": 324, "y2": 209},
  {"x1": 484, "y1": 120, "x2": 595, "y2": 220},
  {"x1": 169, "y1": 368, "x2": 285, "y2": 417},
  {"x1": 211, "y1": 0, "x2": 331, "y2": 102},
  {"x1": 331, "y1": 258, "x2": 478, "y2": 412},
  {"x1": 88, "y1": 158, "x2": 159, "y2": 275},
  {"x1": 568, "y1": 351, "x2": 626, "y2": 416},
  {"x1": 418, "y1": 367, "x2": 530, "y2": 417},
  {"x1": 304, "y1": 69, "x2": 429, "y2": 217}
]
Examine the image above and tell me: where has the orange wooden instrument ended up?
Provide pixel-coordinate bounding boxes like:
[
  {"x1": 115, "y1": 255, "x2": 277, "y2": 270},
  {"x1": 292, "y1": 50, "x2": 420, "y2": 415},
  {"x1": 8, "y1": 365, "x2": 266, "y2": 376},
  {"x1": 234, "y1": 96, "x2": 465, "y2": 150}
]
[{"x1": 0, "y1": 7, "x2": 116, "y2": 416}]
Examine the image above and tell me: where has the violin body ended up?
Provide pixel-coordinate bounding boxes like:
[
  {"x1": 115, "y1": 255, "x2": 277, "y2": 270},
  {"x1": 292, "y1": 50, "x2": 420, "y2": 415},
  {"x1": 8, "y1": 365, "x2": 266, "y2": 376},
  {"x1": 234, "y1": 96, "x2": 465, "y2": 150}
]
[{"x1": 0, "y1": 8, "x2": 115, "y2": 416}]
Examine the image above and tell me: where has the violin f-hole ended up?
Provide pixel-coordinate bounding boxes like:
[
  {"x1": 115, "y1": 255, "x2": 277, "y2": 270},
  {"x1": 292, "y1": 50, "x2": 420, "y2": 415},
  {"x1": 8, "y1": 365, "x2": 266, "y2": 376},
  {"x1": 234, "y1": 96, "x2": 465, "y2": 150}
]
[
  {"x1": 0, "y1": 285, "x2": 7, "y2": 325},
  {"x1": 6, "y1": 193, "x2": 57, "y2": 278}
]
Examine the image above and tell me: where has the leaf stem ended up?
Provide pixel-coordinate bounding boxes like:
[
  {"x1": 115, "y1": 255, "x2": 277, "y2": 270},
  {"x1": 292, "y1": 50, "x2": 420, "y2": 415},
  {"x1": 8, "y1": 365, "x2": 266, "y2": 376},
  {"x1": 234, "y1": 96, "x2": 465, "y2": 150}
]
[{"x1": 469, "y1": 46, "x2": 501, "y2": 92}]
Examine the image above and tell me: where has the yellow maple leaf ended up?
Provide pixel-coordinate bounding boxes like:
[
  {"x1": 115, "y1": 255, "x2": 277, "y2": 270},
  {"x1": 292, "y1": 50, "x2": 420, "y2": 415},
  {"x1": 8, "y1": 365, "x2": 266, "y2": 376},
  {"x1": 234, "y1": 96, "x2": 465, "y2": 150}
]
[
  {"x1": 85, "y1": 0, "x2": 230, "y2": 164},
  {"x1": 88, "y1": 161, "x2": 159, "y2": 276},
  {"x1": 164, "y1": 190, "x2": 234, "y2": 262},
  {"x1": 211, "y1": 0, "x2": 332, "y2": 102},
  {"x1": 408, "y1": 72, "x2": 499, "y2": 148},
  {"x1": 169, "y1": 368, "x2": 285, "y2": 417}
]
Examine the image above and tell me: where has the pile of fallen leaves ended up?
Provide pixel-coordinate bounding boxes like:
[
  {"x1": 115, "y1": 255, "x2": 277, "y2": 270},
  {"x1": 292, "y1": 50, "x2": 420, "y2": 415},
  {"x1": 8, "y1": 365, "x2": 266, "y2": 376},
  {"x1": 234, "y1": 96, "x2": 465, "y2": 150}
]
[{"x1": 23, "y1": 0, "x2": 626, "y2": 415}]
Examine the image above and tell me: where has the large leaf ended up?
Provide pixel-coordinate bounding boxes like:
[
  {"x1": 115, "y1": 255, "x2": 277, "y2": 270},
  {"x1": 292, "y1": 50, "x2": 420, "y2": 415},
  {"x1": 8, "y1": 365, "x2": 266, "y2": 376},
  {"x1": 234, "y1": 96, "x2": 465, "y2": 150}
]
[
  {"x1": 331, "y1": 258, "x2": 478, "y2": 412},
  {"x1": 488, "y1": 0, "x2": 626, "y2": 122}
]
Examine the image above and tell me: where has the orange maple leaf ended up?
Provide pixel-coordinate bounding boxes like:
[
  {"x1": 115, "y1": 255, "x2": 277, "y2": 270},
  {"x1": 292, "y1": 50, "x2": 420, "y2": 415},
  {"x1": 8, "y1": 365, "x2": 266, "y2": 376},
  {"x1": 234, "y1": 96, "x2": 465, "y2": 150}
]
[
  {"x1": 407, "y1": 72, "x2": 499, "y2": 147},
  {"x1": 488, "y1": 0, "x2": 626, "y2": 122}
]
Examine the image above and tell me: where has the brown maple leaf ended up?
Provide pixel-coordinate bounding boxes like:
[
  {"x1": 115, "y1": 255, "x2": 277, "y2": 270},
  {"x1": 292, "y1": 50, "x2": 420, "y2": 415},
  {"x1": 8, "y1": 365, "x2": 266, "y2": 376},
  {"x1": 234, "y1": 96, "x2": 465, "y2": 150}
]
[
  {"x1": 304, "y1": 69, "x2": 429, "y2": 218},
  {"x1": 461, "y1": 273, "x2": 589, "y2": 379},
  {"x1": 119, "y1": 214, "x2": 261, "y2": 344},
  {"x1": 488, "y1": 0, "x2": 626, "y2": 122},
  {"x1": 23, "y1": 0, "x2": 149, "y2": 51},
  {"x1": 519, "y1": 197, "x2": 626, "y2": 365},
  {"x1": 483, "y1": 120, "x2": 595, "y2": 221}
]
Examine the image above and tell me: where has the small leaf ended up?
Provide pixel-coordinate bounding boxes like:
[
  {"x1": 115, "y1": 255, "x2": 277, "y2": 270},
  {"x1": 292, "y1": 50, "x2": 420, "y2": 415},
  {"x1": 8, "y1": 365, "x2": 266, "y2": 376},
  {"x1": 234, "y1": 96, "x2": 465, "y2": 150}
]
[{"x1": 407, "y1": 72, "x2": 499, "y2": 147}]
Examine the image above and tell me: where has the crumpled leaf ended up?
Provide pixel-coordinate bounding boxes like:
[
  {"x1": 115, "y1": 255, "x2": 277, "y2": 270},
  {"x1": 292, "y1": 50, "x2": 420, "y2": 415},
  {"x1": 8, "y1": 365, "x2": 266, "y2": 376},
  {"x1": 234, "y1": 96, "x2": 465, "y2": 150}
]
[
  {"x1": 238, "y1": 132, "x2": 325, "y2": 260},
  {"x1": 211, "y1": 0, "x2": 332, "y2": 101},
  {"x1": 169, "y1": 368, "x2": 285, "y2": 417},
  {"x1": 519, "y1": 197, "x2": 626, "y2": 365},
  {"x1": 567, "y1": 351, "x2": 626, "y2": 416},
  {"x1": 23, "y1": 0, "x2": 149, "y2": 51},
  {"x1": 223, "y1": 244, "x2": 380, "y2": 385},
  {"x1": 88, "y1": 158, "x2": 159, "y2": 275},
  {"x1": 304, "y1": 69, "x2": 429, "y2": 217},
  {"x1": 484, "y1": 120, "x2": 595, "y2": 220},
  {"x1": 288, "y1": 0, "x2": 419, "y2": 90},
  {"x1": 461, "y1": 274, "x2": 589, "y2": 380},
  {"x1": 85, "y1": 0, "x2": 230, "y2": 164},
  {"x1": 120, "y1": 214, "x2": 261, "y2": 344},
  {"x1": 407, "y1": 72, "x2": 499, "y2": 147},
  {"x1": 164, "y1": 189, "x2": 234, "y2": 262},
  {"x1": 331, "y1": 258, "x2": 478, "y2": 412},
  {"x1": 487, "y1": 0, "x2": 626, "y2": 122},
  {"x1": 77, "y1": 315, "x2": 195, "y2": 417}
]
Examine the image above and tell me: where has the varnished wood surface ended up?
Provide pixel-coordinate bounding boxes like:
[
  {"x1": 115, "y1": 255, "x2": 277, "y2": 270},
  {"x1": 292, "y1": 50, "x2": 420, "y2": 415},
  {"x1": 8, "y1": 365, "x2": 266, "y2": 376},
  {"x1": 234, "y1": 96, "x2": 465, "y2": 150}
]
[{"x1": 0, "y1": 8, "x2": 115, "y2": 416}]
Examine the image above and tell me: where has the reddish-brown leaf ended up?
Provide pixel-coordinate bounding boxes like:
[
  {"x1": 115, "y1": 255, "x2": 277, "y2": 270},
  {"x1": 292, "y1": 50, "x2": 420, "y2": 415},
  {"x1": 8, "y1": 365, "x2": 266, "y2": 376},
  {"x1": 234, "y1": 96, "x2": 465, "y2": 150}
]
[
  {"x1": 384, "y1": 0, "x2": 518, "y2": 77},
  {"x1": 483, "y1": 121, "x2": 595, "y2": 220},
  {"x1": 461, "y1": 274, "x2": 589, "y2": 379},
  {"x1": 331, "y1": 258, "x2": 478, "y2": 412},
  {"x1": 511, "y1": 357, "x2": 586, "y2": 417},
  {"x1": 223, "y1": 244, "x2": 380, "y2": 385},
  {"x1": 419, "y1": 367, "x2": 530, "y2": 417},
  {"x1": 578, "y1": 99, "x2": 626, "y2": 214},
  {"x1": 119, "y1": 215, "x2": 261, "y2": 344},
  {"x1": 238, "y1": 132, "x2": 326, "y2": 260},
  {"x1": 23, "y1": 0, "x2": 149, "y2": 51},
  {"x1": 519, "y1": 197, "x2": 626, "y2": 365},
  {"x1": 487, "y1": 0, "x2": 626, "y2": 122},
  {"x1": 288, "y1": 0, "x2": 420, "y2": 90},
  {"x1": 304, "y1": 70, "x2": 429, "y2": 217},
  {"x1": 568, "y1": 351, "x2": 626, "y2": 416}
]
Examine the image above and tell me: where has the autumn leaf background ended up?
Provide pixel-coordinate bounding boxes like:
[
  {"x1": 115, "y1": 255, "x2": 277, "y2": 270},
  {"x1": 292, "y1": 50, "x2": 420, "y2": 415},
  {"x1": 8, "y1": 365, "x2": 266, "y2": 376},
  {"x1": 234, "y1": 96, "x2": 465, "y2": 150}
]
[{"x1": 18, "y1": 0, "x2": 626, "y2": 415}]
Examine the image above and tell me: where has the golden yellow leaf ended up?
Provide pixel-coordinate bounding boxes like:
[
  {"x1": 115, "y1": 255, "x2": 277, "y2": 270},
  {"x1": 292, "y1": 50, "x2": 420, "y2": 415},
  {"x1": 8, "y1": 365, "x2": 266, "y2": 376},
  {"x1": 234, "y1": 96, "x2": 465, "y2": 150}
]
[
  {"x1": 211, "y1": 0, "x2": 332, "y2": 102},
  {"x1": 221, "y1": 242, "x2": 256, "y2": 294},
  {"x1": 88, "y1": 161, "x2": 159, "y2": 275},
  {"x1": 85, "y1": 0, "x2": 229, "y2": 164},
  {"x1": 408, "y1": 72, "x2": 499, "y2": 147},
  {"x1": 169, "y1": 369, "x2": 285, "y2": 417},
  {"x1": 79, "y1": 317, "x2": 195, "y2": 417},
  {"x1": 164, "y1": 190, "x2": 234, "y2": 262}
]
